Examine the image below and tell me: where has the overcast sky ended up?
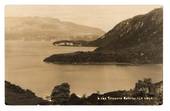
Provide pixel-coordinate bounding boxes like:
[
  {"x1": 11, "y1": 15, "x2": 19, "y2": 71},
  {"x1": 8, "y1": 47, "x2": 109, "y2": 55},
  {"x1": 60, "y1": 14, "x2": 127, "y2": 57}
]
[{"x1": 6, "y1": 5, "x2": 161, "y2": 31}]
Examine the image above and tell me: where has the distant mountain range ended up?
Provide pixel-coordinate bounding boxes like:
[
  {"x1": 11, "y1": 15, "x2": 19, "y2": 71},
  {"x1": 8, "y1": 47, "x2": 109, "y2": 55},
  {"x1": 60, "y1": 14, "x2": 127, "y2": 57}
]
[
  {"x1": 44, "y1": 8, "x2": 163, "y2": 64},
  {"x1": 5, "y1": 17, "x2": 105, "y2": 41}
]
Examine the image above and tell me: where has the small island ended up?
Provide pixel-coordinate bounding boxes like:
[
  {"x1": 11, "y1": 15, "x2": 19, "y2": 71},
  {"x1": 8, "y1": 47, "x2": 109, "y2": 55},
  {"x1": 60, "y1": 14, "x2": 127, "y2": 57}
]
[{"x1": 53, "y1": 40, "x2": 90, "y2": 47}]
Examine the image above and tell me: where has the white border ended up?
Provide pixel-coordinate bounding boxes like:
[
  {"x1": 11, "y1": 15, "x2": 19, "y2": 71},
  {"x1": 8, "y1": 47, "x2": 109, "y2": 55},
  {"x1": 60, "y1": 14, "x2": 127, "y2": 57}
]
[{"x1": 1, "y1": 0, "x2": 170, "y2": 111}]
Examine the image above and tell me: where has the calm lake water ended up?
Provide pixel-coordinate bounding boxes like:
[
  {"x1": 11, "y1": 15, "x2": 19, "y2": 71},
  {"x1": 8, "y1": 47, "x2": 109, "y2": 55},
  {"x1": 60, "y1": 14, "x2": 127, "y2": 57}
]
[{"x1": 5, "y1": 40, "x2": 163, "y2": 98}]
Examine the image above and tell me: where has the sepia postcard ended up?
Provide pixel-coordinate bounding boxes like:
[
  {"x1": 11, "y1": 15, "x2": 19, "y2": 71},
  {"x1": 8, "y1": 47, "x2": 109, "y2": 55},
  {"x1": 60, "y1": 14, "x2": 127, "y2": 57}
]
[{"x1": 5, "y1": 5, "x2": 163, "y2": 105}]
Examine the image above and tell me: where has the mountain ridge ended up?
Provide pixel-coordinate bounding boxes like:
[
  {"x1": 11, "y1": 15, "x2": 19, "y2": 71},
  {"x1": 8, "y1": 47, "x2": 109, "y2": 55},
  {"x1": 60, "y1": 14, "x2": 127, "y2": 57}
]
[{"x1": 5, "y1": 17, "x2": 105, "y2": 41}]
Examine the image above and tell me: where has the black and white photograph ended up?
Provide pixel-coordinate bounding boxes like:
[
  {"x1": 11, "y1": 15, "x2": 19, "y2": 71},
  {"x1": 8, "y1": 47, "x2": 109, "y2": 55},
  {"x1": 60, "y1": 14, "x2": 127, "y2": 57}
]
[{"x1": 5, "y1": 5, "x2": 163, "y2": 105}]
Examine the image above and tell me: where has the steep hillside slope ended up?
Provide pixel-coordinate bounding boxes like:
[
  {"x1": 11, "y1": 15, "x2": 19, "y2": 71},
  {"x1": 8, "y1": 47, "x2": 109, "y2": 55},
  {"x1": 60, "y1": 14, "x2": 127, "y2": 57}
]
[
  {"x1": 90, "y1": 8, "x2": 163, "y2": 63},
  {"x1": 90, "y1": 8, "x2": 162, "y2": 49}
]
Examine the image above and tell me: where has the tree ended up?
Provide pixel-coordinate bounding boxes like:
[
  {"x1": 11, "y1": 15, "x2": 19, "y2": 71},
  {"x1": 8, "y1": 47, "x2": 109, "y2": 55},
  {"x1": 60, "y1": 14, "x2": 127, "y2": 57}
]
[
  {"x1": 50, "y1": 83, "x2": 70, "y2": 104},
  {"x1": 134, "y1": 78, "x2": 153, "y2": 96}
]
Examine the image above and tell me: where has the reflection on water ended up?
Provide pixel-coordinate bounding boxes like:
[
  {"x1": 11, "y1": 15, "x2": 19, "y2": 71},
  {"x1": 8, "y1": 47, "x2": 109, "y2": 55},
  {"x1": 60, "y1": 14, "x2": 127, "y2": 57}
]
[{"x1": 5, "y1": 40, "x2": 163, "y2": 98}]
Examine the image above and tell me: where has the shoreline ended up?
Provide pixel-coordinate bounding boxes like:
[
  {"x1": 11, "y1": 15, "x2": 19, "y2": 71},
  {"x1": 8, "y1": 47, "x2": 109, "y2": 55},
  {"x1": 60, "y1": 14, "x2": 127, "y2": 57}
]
[{"x1": 46, "y1": 62, "x2": 163, "y2": 66}]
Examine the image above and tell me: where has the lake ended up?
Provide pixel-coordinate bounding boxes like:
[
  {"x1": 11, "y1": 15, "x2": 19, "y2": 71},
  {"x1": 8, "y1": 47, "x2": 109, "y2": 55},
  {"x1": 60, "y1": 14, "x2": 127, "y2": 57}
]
[{"x1": 5, "y1": 40, "x2": 163, "y2": 98}]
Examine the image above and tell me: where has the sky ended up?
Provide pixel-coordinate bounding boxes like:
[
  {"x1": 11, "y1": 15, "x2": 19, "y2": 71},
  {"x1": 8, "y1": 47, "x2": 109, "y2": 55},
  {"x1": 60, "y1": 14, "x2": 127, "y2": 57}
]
[{"x1": 5, "y1": 5, "x2": 161, "y2": 31}]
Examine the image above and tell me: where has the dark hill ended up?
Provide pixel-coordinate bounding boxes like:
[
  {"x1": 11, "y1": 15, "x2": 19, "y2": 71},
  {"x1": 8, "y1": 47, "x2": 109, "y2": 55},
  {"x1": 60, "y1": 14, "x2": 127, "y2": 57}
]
[
  {"x1": 5, "y1": 81, "x2": 49, "y2": 105},
  {"x1": 90, "y1": 8, "x2": 162, "y2": 49},
  {"x1": 90, "y1": 8, "x2": 163, "y2": 63}
]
